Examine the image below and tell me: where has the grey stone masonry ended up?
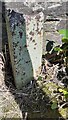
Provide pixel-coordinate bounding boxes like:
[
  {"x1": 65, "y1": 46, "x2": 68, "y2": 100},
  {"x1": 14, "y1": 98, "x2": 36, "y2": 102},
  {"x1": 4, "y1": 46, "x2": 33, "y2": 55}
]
[{"x1": 43, "y1": 1, "x2": 68, "y2": 53}]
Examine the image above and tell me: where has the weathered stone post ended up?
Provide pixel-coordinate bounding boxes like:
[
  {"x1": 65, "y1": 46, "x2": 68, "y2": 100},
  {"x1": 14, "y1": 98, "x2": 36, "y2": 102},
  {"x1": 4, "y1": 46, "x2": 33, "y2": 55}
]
[{"x1": 5, "y1": 3, "x2": 44, "y2": 89}]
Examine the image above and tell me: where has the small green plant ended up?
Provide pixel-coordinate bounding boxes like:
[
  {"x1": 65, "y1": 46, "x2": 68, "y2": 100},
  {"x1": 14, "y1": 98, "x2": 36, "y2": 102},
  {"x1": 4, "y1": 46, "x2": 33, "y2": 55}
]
[
  {"x1": 54, "y1": 29, "x2": 68, "y2": 73},
  {"x1": 38, "y1": 76, "x2": 42, "y2": 81},
  {"x1": 51, "y1": 88, "x2": 68, "y2": 110},
  {"x1": 59, "y1": 88, "x2": 68, "y2": 99},
  {"x1": 51, "y1": 101, "x2": 58, "y2": 110},
  {"x1": 58, "y1": 29, "x2": 68, "y2": 41}
]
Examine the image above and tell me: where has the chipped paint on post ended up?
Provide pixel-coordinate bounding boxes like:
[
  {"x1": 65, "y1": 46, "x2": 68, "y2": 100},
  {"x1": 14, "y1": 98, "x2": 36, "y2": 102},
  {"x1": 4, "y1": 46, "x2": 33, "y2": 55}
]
[{"x1": 6, "y1": 9, "x2": 44, "y2": 89}]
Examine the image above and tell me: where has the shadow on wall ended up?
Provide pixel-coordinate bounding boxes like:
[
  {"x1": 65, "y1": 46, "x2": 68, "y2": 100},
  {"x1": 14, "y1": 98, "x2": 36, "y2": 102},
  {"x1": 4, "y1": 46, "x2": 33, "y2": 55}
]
[{"x1": 2, "y1": 1, "x2": 66, "y2": 120}]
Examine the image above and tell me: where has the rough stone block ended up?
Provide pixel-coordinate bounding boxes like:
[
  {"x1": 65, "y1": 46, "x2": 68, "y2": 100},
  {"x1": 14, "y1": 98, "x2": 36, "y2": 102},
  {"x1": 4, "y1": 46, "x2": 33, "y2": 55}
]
[
  {"x1": 44, "y1": 21, "x2": 59, "y2": 32},
  {"x1": 57, "y1": 19, "x2": 68, "y2": 30},
  {"x1": 44, "y1": 32, "x2": 62, "y2": 54}
]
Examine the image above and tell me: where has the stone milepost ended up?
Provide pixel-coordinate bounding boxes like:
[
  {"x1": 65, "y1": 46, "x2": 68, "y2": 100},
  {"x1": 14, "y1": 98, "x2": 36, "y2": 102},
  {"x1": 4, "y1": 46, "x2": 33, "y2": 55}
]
[{"x1": 5, "y1": 3, "x2": 44, "y2": 89}]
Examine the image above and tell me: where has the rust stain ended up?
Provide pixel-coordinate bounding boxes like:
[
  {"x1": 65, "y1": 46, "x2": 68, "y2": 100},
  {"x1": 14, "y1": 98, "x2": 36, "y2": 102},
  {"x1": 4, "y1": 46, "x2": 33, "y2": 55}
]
[
  {"x1": 27, "y1": 28, "x2": 29, "y2": 30},
  {"x1": 19, "y1": 46, "x2": 22, "y2": 51},
  {"x1": 36, "y1": 28, "x2": 39, "y2": 32},
  {"x1": 34, "y1": 43, "x2": 37, "y2": 45},
  {"x1": 24, "y1": 44, "x2": 27, "y2": 47},
  {"x1": 37, "y1": 22, "x2": 39, "y2": 26},
  {"x1": 35, "y1": 15, "x2": 41, "y2": 20},
  {"x1": 19, "y1": 31, "x2": 23, "y2": 39},
  {"x1": 38, "y1": 31, "x2": 41, "y2": 35},
  {"x1": 30, "y1": 37, "x2": 32, "y2": 41},
  {"x1": 36, "y1": 66, "x2": 41, "y2": 75},
  {"x1": 32, "y1": 40, "x2": 35, "y2": 42},
  {"x1": 29, "y1": 31, "x2": 34, "y2": 36}
]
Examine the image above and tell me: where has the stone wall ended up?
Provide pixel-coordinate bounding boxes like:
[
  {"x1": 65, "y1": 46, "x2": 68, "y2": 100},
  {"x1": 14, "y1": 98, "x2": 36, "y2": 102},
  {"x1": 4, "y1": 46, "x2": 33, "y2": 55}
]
[{"x1": 43, "y1": 1, "x2": 68, "y2": 54}]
